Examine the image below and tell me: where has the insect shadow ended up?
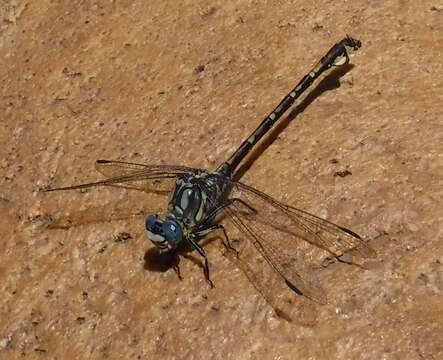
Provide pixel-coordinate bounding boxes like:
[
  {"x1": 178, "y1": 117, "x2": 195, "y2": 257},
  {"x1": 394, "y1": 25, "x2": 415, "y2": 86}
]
[{"x1": 143, "y1": 237, "x2": 217, "y2": 279}]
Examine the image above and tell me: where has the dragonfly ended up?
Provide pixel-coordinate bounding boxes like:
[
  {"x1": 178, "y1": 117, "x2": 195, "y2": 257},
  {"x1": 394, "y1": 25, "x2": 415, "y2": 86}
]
[{"x1": 46, "y1": 36, "x2": 375, "y2": 310}]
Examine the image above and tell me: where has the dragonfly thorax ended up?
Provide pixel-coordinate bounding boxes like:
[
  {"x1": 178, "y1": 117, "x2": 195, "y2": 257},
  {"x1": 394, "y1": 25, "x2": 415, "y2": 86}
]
[
  {"x1": 169, "y1": 173, "x2": 224, "y2": 227},
  {"x1": 146, "y1": 173, "x2": 224, "y2": 249}
]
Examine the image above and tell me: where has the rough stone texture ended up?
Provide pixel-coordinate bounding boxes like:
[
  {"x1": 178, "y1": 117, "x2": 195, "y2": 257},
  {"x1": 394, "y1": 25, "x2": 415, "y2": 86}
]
[{"x1": 1, "y1": 0, "x2": 442, "y2": 359}]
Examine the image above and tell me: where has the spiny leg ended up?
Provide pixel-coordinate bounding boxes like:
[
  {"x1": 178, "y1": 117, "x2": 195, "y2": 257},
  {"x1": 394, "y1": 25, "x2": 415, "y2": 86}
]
[
  {"x1": 170, "y1": 249, "x2": 183, "y2": 281},
  {"x1": 187, "y1": 216, "x2": 248, "y2": 287},
  {"x1": 197, "y1": 223, "x2": 237, "y2": 255},
  {"x1": 187, "y1": 236, "x2": 214, "y2": 288},
  {"x1": 196, "y1": 198, "x2": 257, "y2": 255},
  {"x1": 197, "y1": 197, "x2": 258, "y2": 254}
]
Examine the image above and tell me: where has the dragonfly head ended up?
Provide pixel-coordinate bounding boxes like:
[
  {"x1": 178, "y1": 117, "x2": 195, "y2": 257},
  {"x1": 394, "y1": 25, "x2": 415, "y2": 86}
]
[{"x1": 145, "y1": 214, "x2": 183, "y2": 250}]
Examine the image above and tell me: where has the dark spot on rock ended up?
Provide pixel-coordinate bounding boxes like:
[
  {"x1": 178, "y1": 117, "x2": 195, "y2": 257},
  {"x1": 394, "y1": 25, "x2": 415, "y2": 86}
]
[
  {"x1": 334, "y1": 169, "x2": 352, "y2": 177},
  {"x1": 312, "y1": 23, "x2": 324, "y2": 32},
  {"x1": 201, "y1": 6, "x2": 217, "y2": 17},
  {"x1": 62, "y1": 67, "x2": 82, "y2": 77},
  {"x1": 193, "y1": 64, "x2": 205, "y2": 74},
  {"x1": 31, "y1": 310, "x2": 43, "y2": 326},
  {"x1": 115, "y1": 232, "x2": 132, "y2": 243},
  {"x1": 76, "y1": 316, "x2": 86, "y2": 324},
  {"x1": 0, "y1": 194, "x2": 11, "y2": 203},
  {"x1": 209, "y1": 305, "x2": 219, "y2": 315},
  {"x1": 321, "y1": 256, "x2": 336, "y2": 268},
  {"x1": 417, "y1": 273, "x2": 429, "y2": 285}
]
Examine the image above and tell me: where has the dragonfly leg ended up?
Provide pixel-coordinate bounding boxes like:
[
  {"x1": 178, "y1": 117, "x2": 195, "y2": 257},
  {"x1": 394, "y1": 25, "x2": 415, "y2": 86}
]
[
  {"x1": 196, "y1": 197, "x2": 258, "y2": 254},
  {"x1": 170, "y1": 249, "x2": 183, "y2": 280},
  {"x1": 197, "y1": 223, "x2": 238, "y2": 254},
  {"x1": 187, "y1": 236, "x2": 214, "y2": 288}
]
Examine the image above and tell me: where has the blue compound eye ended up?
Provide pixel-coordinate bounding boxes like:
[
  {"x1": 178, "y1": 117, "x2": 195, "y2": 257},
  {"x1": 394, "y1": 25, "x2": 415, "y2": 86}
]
[
  {"x1": 145, "y1": 215, "x2": 158, "y2": 231},
  {"x1": 146, "y1": 214, "x2": 167, "y2": 247},
  {"x1": 163, "y1": 218, "x2": 183, "y2": 244}
]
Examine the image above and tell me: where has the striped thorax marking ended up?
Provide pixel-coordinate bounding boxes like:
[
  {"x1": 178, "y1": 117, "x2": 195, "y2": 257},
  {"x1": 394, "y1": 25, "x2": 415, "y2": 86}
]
[{"x1": 169, "y1": 172, "x2": 225, "y2": 228}]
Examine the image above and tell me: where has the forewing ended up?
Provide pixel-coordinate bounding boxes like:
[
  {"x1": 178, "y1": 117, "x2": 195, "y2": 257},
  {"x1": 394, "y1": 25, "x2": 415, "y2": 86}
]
[
  {"x1": 94, "y1": 159, "x2": 197, "y2": 178},
  {"x1": 47, "y1": 202, "x2": 149, "y2": 230},
  {"x1": 46, "y1": 160, "x2": 198, "y2": 192}
]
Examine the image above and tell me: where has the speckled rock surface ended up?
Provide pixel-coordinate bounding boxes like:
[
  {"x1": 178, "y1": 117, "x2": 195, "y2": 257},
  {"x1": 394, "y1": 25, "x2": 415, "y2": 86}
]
[{"x1": 1, "y1": 1, "x2": 442, "y2": 359}]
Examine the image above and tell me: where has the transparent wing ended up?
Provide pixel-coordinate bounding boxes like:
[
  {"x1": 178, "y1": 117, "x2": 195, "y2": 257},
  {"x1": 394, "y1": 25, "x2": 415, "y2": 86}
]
[
  {"x1": 47, "y1": 202, "x2": 149, "y2": 230},
  {"x1": 229, "y1": 179, "x2": 376, "y2": 259},
  {"x1": 209, "y1": 175, "x2": 375, "y2": 305},
  {"x1": 94, "y1": 159, "x2": 197, "y2": 178},
  {"x1": 45, "y1": 159, "x2": 197, "y2": 228},
  {"x1": 219, "y1": 228, "x2": 318, "y2": 325},
  {"x1": 225, "y1": 205, "x2": 328, "y2": 304},
  {"x1": 46, "y1": 159, "x2": 199, "y2": 192}
]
